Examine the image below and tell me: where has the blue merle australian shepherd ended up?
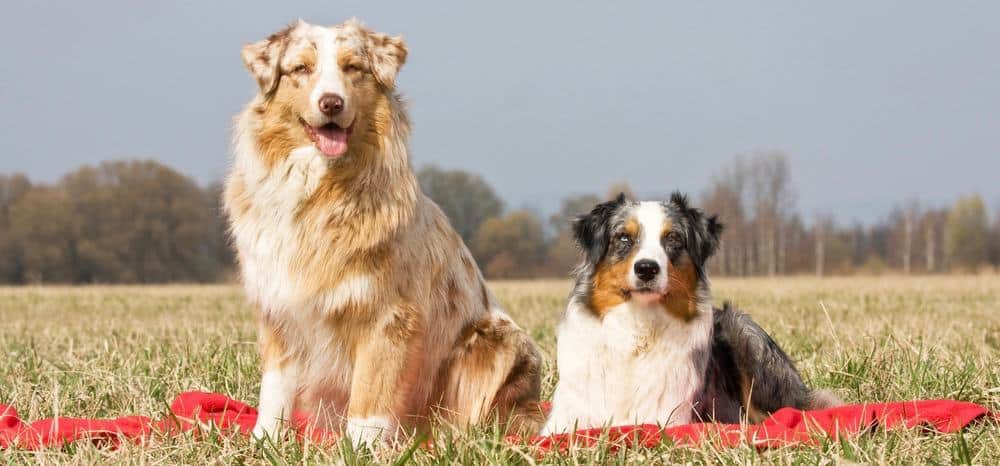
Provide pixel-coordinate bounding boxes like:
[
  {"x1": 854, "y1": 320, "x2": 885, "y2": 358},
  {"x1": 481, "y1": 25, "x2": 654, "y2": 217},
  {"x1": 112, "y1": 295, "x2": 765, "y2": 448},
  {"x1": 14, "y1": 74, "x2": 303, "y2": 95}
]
[{"x1": 541, "y1": 193, "x2": 839, "y2": 434}]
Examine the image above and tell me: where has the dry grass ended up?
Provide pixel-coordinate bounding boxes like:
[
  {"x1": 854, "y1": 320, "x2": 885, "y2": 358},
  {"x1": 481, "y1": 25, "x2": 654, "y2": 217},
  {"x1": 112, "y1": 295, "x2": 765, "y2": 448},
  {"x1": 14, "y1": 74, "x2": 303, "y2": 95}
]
[{"x1": 1, "y1": 276, "x2": 998, "y2": 464}]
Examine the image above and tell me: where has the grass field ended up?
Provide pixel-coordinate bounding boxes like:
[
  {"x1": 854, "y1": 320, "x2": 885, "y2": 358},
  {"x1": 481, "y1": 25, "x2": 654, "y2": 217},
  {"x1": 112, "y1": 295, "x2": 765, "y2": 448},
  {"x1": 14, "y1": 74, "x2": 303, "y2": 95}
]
[{"x1": 1, "y1": 276, "x2": 998, "y2": 464}]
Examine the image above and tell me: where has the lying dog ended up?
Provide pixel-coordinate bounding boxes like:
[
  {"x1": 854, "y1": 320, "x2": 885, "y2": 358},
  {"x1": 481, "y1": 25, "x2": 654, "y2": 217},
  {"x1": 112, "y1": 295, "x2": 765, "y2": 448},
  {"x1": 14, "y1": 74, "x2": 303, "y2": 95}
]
[
  {"x1": 541, "y1": 193, "x2": 838, "y2": 434},
  {"x1": 224, "y1": 19, "x2": 541, "y2": 445}
]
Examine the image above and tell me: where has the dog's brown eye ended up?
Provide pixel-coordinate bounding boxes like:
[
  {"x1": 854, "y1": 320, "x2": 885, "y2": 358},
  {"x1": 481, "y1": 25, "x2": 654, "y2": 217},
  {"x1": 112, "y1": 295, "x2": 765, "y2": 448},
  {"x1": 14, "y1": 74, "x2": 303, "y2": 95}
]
[
  {"x1": 616, "y1": 234, "x2": 633, "y2": 246},
  {"x1": 343, "y1": 63, "x2": 364, "y2": 73},
  {"x1": 291, "y1": 64, "x2": 311, "y2": 74}
]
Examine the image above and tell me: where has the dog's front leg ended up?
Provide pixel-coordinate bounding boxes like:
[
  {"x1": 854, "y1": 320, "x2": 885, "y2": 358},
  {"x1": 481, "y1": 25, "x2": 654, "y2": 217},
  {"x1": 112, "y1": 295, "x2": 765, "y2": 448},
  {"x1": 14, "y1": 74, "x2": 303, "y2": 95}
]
[
  {"x1": 251, "y1": 318, "x2": 298, "y2": 440},
  {"x1": 344, "y1": 308, "x2": 420, "y2": 447}
]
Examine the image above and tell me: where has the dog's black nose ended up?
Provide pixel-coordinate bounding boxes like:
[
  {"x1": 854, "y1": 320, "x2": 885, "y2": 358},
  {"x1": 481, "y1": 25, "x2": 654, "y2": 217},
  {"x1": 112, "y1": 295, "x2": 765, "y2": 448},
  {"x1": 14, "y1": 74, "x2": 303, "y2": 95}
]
[
  {"x1": 634, "y1": 259, "x2": 660, "y2": 281},
  {"x1": 318, "y1": 93, "x2": 344, "y2": 116}
]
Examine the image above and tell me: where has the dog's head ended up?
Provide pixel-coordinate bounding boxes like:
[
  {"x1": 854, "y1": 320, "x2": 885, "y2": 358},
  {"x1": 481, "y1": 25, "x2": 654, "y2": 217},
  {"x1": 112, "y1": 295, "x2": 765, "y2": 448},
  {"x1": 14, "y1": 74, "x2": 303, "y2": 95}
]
[
  {"x1": 241, "y1": 19, "x2": 407, "y2": 162},
  {"x1": 571, "y1": 193, "x2": 723, "y2": 319}
]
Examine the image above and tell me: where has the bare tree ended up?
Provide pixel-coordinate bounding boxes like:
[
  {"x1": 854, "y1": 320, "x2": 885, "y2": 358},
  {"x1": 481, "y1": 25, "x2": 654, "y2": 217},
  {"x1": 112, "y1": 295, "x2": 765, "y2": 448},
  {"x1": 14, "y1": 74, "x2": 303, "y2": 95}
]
[
  {"x1": 703, "y1": 157, "x2": 751, "y2": 275},
  {"x1": 901, "y1": 200, "x2": 920, "y2": 275},
  {"x1": 702, "y1": 182, "x2": 745, "y2": 276},
  {"x1": 814, "y1": 214, "x2": 835, "y2": 277},
  {"x1": 782, "y1": 215, "x2": 809, "y2": 274},
  {"x1": 925, "y1": 223, "x2": 936, "y2": 272},
  {"x1": 944, "y1": 194, "x2": 990, "y2": 271},
  {"x1": 920, "y1": 208, "x2": 947, "y2": 273},
  {"x1": 746, "y1": 151, "x2": 794, "y2": 276}
]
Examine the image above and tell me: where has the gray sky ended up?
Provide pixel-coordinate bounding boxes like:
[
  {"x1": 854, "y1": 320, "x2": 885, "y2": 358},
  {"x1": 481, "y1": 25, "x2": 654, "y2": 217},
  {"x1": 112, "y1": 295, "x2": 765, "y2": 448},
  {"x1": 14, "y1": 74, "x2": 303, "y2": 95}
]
[{"x1": 2, "y1": 1, "x2": 998, "y2": 223}]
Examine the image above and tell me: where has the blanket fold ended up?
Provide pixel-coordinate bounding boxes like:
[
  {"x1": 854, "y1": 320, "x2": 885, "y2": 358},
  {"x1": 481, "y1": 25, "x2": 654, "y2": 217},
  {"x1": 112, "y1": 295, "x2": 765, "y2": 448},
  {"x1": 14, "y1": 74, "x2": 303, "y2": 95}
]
[{"x1": 0, "y1": 392, "x2": 993, "y2": 451}]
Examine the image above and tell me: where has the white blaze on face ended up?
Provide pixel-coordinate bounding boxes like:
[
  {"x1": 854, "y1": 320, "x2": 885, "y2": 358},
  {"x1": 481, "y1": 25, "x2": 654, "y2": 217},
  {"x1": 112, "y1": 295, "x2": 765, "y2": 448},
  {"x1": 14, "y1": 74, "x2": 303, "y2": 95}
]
[
  {"x1": 293, "y1": 24, "x2": 359, "y2": 158},
  {"x1": 629, "y1": 201, "x2": 669, "y2": 294},
  {"x1": 304, "y1": 26, "x2": 348, "y2": 125}
]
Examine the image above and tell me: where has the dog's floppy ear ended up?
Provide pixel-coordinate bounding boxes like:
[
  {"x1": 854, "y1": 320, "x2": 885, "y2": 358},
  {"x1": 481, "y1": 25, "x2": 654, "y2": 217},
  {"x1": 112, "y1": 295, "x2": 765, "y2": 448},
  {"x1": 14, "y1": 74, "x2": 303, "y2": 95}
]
[
  {"x1": 241, "y1": 22, "x2": 297, "y2": 96},
  {"x1": 572, "y1": 193, "x2": 626, "y2": 266},
  {"x1": 698, "y1": 214, "x2": 724, "y2": 262},
  {"x1": 669, "y1": 191, "x2": 724, "y2": 273},
  {"x1": 363, "y1": 29, "x2": 408, "y2": 89},
  {"x1": 670, "y1": 191, "x2": 723, "y2": 273}
]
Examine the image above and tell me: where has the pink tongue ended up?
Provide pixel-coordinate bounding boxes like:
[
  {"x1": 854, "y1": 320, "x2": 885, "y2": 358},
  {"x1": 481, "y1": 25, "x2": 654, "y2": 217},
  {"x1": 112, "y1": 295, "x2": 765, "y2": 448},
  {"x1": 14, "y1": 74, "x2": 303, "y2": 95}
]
[{"x1": 314, "y1": 126, "x2": 349, "y2": 157}]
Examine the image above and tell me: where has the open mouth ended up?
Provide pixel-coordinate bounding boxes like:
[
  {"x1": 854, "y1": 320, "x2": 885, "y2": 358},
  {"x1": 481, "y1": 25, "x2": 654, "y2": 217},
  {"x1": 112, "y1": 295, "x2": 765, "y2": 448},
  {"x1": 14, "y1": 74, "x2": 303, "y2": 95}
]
[{"x1": 300, "y1": 118, "x2": 354, "y2": 158}]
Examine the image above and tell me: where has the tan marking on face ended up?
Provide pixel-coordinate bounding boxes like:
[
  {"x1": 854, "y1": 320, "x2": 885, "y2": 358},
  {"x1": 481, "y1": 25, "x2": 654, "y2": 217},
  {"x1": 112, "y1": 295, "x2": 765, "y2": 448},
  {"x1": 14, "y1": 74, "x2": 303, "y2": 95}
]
[
  {"x1": 660, "y1": 253, "x2": 700, "y2": 320},
  {"x1": 242, "y1": 19, "x2": 409, "y2": 170},
  {"x1": 285, "y1": 45, "x2": 318, "y2": 88},
  {"x1": 623, "y1": 217, "x2": 639, "y2": 237},
  {"x1": 337, "y1": 47, "x2": 367, "y2": 73},
  {"x1": 252, "y1": 35, "x2": 316, "y2": 169},
  {"x1": 293, "y1": 93, "x2": 399, "y2": 218},
  {"x1": 660, "y1": 218, "x2": 674, "y2": 239},
  {"x1": 590, "y1": 244, "x2": 639, "y2": 317},
  {"x1": 248, "y1": 24, "x2": 372, "y2": 170}
]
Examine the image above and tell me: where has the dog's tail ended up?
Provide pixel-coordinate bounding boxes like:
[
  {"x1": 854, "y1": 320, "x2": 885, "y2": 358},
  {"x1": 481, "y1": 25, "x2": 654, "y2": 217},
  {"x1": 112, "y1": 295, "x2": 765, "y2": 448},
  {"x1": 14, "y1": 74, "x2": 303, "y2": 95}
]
[
  {"x1": 807, "y1": 388, "x2": 843, "y2": 410},
  {"x1": 712, "y1": 302, "x2": 841, "y2": 422}
]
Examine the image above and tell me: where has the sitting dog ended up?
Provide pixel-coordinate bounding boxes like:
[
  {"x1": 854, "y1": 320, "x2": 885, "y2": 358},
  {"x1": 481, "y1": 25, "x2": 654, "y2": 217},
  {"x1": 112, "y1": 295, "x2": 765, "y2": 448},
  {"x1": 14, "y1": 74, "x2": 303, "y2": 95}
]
[
  {"x1": 541, "y1": 193, "x2": 838, "y2": 434},
  {"x1": 224, "y1": 19, "x2": 542, "y2": 445}
]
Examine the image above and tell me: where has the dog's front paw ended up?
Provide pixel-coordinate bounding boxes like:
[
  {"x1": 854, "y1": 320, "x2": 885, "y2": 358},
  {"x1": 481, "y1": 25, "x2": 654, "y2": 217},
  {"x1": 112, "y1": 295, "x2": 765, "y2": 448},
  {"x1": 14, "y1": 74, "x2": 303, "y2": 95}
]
[
  {"x1": 344, "y1": 416, "x2": 393, "y2": 448},
  {"x1": 251, "y1": 419, "x2": 279, "y2": 442}
]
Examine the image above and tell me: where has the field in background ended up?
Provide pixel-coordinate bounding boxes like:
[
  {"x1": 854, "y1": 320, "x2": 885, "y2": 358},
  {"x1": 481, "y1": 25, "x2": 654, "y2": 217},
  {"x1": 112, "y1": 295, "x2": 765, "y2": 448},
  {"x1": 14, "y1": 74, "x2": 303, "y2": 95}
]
[{"x1": 1, "y1": 276, "x2": 998, "y2": 464}]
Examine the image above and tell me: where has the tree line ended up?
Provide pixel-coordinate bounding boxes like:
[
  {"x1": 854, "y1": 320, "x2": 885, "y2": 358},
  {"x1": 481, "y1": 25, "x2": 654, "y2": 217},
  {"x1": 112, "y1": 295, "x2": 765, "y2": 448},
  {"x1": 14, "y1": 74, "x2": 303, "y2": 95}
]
[
  {"x1": 0, "y1": 162, "x2": 231, "y2": 284},
  {"x1": 700, "y1": 151, "x2": 1000, "y2": 276},
  {"x1": 1, "y1": 156, "x2": 998, "y2": 283}
]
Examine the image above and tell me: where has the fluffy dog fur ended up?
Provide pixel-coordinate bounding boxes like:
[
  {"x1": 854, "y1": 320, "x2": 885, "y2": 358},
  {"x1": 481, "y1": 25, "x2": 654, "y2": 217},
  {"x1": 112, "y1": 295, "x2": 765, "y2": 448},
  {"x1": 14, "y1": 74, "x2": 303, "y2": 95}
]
[
  {"x1": 224, "y1": 19, "x2": 541, "y2": 446},
  {"x1": 541, "y1": 193, "x2": 838, "y2": 434}
]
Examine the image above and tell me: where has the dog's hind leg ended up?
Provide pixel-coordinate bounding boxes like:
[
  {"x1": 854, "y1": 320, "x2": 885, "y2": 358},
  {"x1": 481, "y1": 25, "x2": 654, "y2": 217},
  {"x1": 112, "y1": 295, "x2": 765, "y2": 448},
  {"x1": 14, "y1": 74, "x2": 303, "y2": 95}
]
[
  {"x1": 484, "y1": 317, "x2": 545, "y2": 436},
  {"x1": 438, "y1": 311, "x2": 544, "y2": 435},
  {"x1": 711, "y1": 303, "x2": 841, "y2": 423}
]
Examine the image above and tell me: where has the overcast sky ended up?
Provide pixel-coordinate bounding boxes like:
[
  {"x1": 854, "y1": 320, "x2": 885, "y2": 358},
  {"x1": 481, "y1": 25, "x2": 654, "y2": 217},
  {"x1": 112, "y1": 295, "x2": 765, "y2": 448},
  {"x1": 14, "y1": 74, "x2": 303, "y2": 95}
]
[{"x1": 2, "y1": 1, "x2": 998, "y2": 223}]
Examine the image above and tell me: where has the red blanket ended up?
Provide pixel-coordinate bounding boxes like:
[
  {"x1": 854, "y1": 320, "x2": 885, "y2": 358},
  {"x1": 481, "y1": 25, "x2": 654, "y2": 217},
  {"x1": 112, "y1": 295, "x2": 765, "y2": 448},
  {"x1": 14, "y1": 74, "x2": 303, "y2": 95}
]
[{"x1": 0, "y1": 392, "x2": 994, "y2": 451}]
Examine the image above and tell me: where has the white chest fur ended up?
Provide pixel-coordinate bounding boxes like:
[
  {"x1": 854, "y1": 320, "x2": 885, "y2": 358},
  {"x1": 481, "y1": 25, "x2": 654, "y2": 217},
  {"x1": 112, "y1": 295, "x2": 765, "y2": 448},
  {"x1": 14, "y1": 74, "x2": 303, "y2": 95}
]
[
  {"x1": 541, "y1": 300, "x2": 713, "y2": 434},
  {"x1": 230, "y1": 143, "x2": 363, "y2": 423},
  {"x1": 229, "y1": 143, "x2": 335, "y2": 313}
]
